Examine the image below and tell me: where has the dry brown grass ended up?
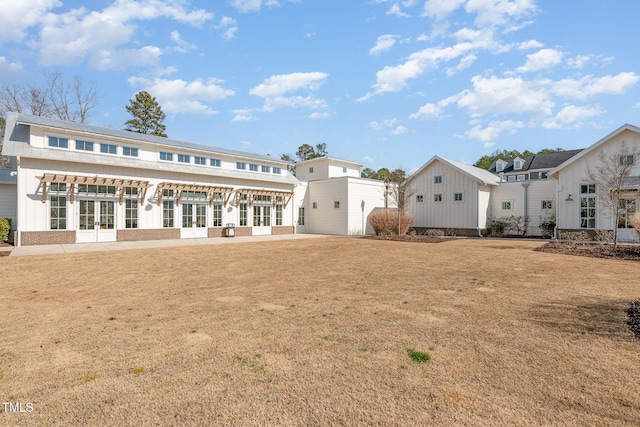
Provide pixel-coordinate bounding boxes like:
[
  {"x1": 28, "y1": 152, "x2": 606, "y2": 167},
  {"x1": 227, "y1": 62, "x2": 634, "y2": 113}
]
[{"x1": 1, "y1": 238, "x2": 639, "y2": 426}]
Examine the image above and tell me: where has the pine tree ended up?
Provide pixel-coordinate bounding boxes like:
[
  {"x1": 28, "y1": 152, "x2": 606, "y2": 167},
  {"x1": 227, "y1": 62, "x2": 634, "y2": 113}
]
[{"x1": 124, "y1": 91, "x2": 167, "y2": 137}]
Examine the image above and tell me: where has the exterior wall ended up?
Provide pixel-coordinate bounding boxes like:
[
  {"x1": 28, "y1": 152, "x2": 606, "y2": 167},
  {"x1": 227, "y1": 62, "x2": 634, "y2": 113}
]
[
  {"x1": 306, "y1": 179, "x2": 349, "y2": 235},
  {"x1": 272, "y1": 225, "x2": 294, "y2": 235},
  {"x1": 346, "y1": 178, "x2": 386, "y2": 235},
  {"x1": 555, "y1": 129, "x2": 640, "y2": 236},
  {"x1": 21, "y1": 230, "x2": 75, "y2": 246},
  {"x1": 478, "y1": 186, "x2": 491, "y2": 231},
  {"x1": 407, "y1": 159, "x2": 483, "y2": 229},
  {"x1": 489, "y1": 179, "x2": 555, "y2": 235},
  {"x1": 0, "y1": 183, "x2": 16, "y2": 227},
  {"x1": 296, "y1": 158, "x2": 361, "y2": 182}
]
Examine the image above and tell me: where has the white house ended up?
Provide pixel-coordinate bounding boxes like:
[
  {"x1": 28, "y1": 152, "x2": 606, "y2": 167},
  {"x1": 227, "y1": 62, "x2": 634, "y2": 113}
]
[
  {"x1": 295, "y1": 156, "x2": 388, "y2": 236},
  {"x1": 549, "y1": 124, "x2": 640, "y2": 242},
  {"x1": 0, "y1": 161, "x2": 17, "y2": 235},
  {"x1": 405, "y1": 156, "x2": 500, "y2": 236},
  {"x1": 2, "y1": 113, "x2": 299, "y2": 246}
]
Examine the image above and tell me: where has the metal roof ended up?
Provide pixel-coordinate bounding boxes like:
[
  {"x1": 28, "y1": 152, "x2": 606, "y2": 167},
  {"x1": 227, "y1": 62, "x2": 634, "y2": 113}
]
[{"x1": 488, "y1": 149, "x2": 583, "y2": 173}]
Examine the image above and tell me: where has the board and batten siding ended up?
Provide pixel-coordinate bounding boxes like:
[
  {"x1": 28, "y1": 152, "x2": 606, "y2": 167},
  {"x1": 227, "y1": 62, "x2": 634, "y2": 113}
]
[
  {"x1": 408, "y1": 159, "x2": 484, "y2": 229},
  {"x1": 555, "y1": 129, "x2": 640, "y2": 231},
  {"x1": 0, "y1": 183, "x2": 16, "y2": 226},
  {"x1": 346, "y1": 178, "x2": 386, "y2": 235},
  {"x1": 490, "y1": 180, "x2": 556, "y2": 235},
  {"x1": 305, "y1": 179, "x2": 349, "y2": 235}
]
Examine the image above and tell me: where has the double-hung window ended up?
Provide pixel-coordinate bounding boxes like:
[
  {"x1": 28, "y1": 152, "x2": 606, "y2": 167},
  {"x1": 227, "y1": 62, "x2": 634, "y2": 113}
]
[
  {"x1": 178, "y1": 154, "x2": 190, "y2": 164},
  {"x1": 210, "y1": 158, "x2": 221, "y2": 167},
  {"x1": 124, "y1": 187, "x2": 138, "y2": 229},
  {"x1": 48, "y1": 136, "x2": 68, "y2": 148},
  {"x1": 123, "y1": 146, "x2": 138, "y2": 157},
  {"x1": 162, "y1": 189, "x2": 174, "y2": 228},
  {"x1": 100, "y1": 143, "x2": 117, "y2": 154},
  {"x1": 75, "y1": 140, "x2": 94, "y2": 151},
  {"x1": 580, "y1": 184, "x2": 596, "y2": 229},
  {"x1": 160, "y1": 151, "x2": 173, "y2": 161},
  {"x1": 50, "y1": 183, "x2": 67, "y2": 230},
  {"x1": 194, "y1": 156, "x2": 206, "y2": 165}
]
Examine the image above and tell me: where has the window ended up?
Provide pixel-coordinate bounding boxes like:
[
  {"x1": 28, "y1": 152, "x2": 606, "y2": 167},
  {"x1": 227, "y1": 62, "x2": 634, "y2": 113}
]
[
  {"x1": 416, "y1": 195, "x2": 424, "y2": 203},
  {"x1": 540, "y1": 172, "x2": 548, "y2": 179},
  {"x1": 275, "y1": 203, "x2": 283, "y2": 226},
  {"x1": 194, "y1": 156, "x2": 206, "y2": 165},
  {"x1": 236, "y1": 162, "x2": 246, "y2": 170},
  {"x1": 620, "y1": 154, "x2": 634, "y2": 166},
  {"x1": 272, "y1": 167, "x2": 281, "y2": 174},
  {"x1": 123, "y1": 146, "x2": 138, "y2": 157},
  {"x1": 618, "y1": 198, "x2": 637, "y2": 228},
  {"x1": 309, "y1": 167, "x2": 314, "y2": 173},
  {"x1": 507, "y1": 175, "x2": 516, "y2": 182},
  {"x1": 342, "y1": 167, "x2": 347, "y2": 173},
  {"x1": 213, "y1": 194, "x2": 223, "y2": 227},
  {"x1": 434, "y1": 194, "x2": 442, "y2": 202},
  {"x1": 75, "y1": 140, "x2": 94, "y2": 151},
  {"x1": 434, "y1": 175, "x2": 443, "y2": 184},
  {"x1": 249, "y1": 163, "x2": 259, "y2": 172},
  {"x1": 210, "y1": 158, "x2": 221, "y2": 167},
  {"x1": 48, "y1": 136, "x2": 68, "y2": 148},
  {"x1": 125, "y1": 199, "x2": 138, "y2": 229},
  {"x1": 298, "y1": 207, "x2": 305, "y2": 226},
  {"x1": 160, "y1": 151, "x2": 173, "y2": 161},
  {"x1": 239, "y1": 199, "x2": 248, "y2": 226},
  {"x1": 496, "y1": 161, "x2": 505, "y2": 172},
  {"x1": 454, "y1": 193, "x2": 463, "y2": 201},
  {"x1": 501, "y1": 201, "x2": 512, "y2": 210},
  {"x1": 517, "y1": 174, "x2": 526, "y2": 181},
  {"x1": 163, "y1": 200, "x2": 174, "y2": 228},
  {"x1": 580, "y1": 197, "x2": 596, "y2": 229},
  {"x1": 163, "y1": 189, "x2": 174, "y2": 197},
  {"x1": 50, "y1": 183, "x2": 67, "y2": 192},
  {"x1": 50, "y1": 195, "x2": 67, "y2": 230},
  {"x1": 334, "y1": 201, "x2": 340, "y2": 209},
  {"x1": 261, "y1": 165, "x2": 270, "y2": 173},
  {"x1": 77, "y1": 184, "x2": 116, "y2": 194},
  {"x1": 100, "y1": 143, "x2": 117, "y2": 154},
  {"x1": 580, "y1": 184, "x2": 596, "y2": 194},
  {"x1": 514, "y1": 159, "x2": 522, "y2": 170},
  {"x1": 124, "y1": 187, "x2": 139, "y2": 197},
  {"x1": 312, "y1": 202, "x2": 318, "y2": 209},
  {"x1": 178, "y1": 154, "x2": 190, "y2": 163},
  {"x1": 542, "y1": 200, "x2": 553, "y2": 210}
]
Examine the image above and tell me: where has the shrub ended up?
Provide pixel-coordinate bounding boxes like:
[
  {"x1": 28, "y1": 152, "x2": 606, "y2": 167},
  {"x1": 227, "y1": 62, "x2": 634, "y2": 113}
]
[
  {"x1": 539, "y1": 213, "x2": 556, "y2": 238},
  {"x1": 0, "y1": 218, "x2": 11, "y2": 243},
  {"x1": 490, "y1": 219, "x2": 505, "y2": 235},
  {"x1": 369, "y1": 209, "x2": 413, "y2": 236}
]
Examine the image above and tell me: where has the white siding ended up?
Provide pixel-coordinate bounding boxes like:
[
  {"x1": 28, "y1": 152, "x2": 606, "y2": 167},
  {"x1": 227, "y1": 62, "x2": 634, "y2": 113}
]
[
  {"x1": 346, "y1": 178, "x2": 386, "y2": 235},
  {"x1": 407, "y1": 159, "x2": 483, "y2": 229},
  {"x1": 306, "y1": 179, "x2": 349, "y2": 235},
  {"x1": 296, "y1": 158, "x2": 361, "y2": 181},
  {"x1": 490, "y1": 179, "x2": 556, "y2": 235},
  {"x1": 0, "y1": 183, "x2": 16, "y2": 227}
]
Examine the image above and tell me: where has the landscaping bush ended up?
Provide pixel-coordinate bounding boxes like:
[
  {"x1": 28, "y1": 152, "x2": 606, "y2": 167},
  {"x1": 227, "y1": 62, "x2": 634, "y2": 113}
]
[
  {"x1": 0, "y1": 218, "x2": 11, "y2": 243},
  {"x1": 539, "y1": 213, "x2": 556, "y2": 238},
  {"x1": 369, "y1": 209, "x2": 413, "y2": 236},
  {"x1": 489, "y1": 219, "x2": 505, "y2": 235}
]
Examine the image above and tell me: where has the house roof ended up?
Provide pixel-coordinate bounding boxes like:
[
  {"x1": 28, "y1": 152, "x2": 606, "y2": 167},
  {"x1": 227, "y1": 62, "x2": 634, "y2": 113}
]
[
  {"x1": 295, "y1": 156, "x2": 363, "y2": 168},
  {"x1": 488, "y1": 149, "x2": 582, "y2": 173},
  {"x1": 409, "y1": 155, "x2": 500, "y2": 186},
  {"x1": 549, "y1": 123, "x2": 640, "y2": 178},
  {"x1": 9, "y1": 112, "x2": 286, "y2": 164}
]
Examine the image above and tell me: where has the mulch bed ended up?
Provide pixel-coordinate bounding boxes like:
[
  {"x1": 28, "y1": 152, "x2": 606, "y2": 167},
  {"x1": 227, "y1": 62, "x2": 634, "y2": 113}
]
[
  {"x1": 629, "y1": 302, "x2": 640, "y2": 341},
  {"x1": 535, "y1": 242, "x2": 640, "y2": 261},
  {"x1": 363, "y1": 235, "x2": 454, "y2": 243}
]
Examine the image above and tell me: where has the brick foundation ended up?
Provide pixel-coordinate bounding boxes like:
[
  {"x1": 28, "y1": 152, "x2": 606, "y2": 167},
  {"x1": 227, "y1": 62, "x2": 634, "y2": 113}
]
[
  {"x1": 21, "y1": 230, "x2": 76, "y2": 246},
  {"x1": 117, "y1": 228, "x2": 180, "y2": 242},
  {"x1": 272, "y1": 225, "x2": 294, "y2": 235},
  {"x1": 412, "y1": 227, "x2": 485, "y2": 237},
  {"x1": 208, "y1": 227, "x2": 225, "y2": 238},
  {"x1": 234, "y1": 226, "x2": 253, "y2": 237}
]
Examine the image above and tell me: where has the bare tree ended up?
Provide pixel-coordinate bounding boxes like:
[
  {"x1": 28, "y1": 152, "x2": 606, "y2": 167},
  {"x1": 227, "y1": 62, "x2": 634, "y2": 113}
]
[
  {"x1": 387, "y1": 168, "x2": 415, "y2": 235},
  {"x1": 587, "y1": 142, "x2": 640, "y2": 249}
]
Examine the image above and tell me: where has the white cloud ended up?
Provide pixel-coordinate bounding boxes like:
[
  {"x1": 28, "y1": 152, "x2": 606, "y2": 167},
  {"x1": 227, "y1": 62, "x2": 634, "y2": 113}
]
[
  {"x1": 230, "y1": 0, "x2": 297, "y2": 13},
  {"x1": 250, "y1": 72, "x2": 328, "y2": 112},
  {"x1": 232, "y1": 109, "x2": 256, "y2": 122},
  {"x1": 446, "y1": 54, "x2": 477, "y2": 76},
  {"x1": 387, "y1": 3, "x2": 409, "y2": 17},
  {"x1": 309, "y1": 111, "x2": 331, "y2": 119},
  {"x1": 0, "y1": 57, "x2": 23, "y2": 80},
  {"x1": 422, "y1": 0, "x2": 466, "y2": 20},
  {"x1": 0, "y1": 0, "x2": 60, "y2": 42},
  {"x1": 466, "y1": 0, "x2": 538, "y2": 28},
  {"x1": 634, "y1": 102, "x2": 640, "y2": 109},
  {"x1": 128, "y1": 76, "x2": 235, "y2": 116},
  {"x1": 457, "y1": 75, "x2": 554, "y2": 117},
  {"x1": 517, "y1": 48, "x2": 563, "y2": 73},
  {"x1": 38, "y1": 0, "x2": 213, "y2": 68},
  {"x1": 518, "y1": 39, "x2": 543, "y2": 50},
  {"x1": 368, "y1": 121, "x2": 382, "y2": 131},
  {"x1": 567, "y1": 54, "x2": 591, "y2": 69},
  {"x1": 363, "y1": 155, "x2": 375, "y2": 163},
  {"x1": 169, "y1": 31, "x2": 197, "y2": 53},
  {"x1": 549, "y1": 72, "x2": 640, "y2": 101},
  {"x1": 369, "y1": 35, "x2": 398, "y2": 56},
  {"x1": 542, "y1": 105, "x2": 604, "y2": 129},
  {"x1": 409, "y1": 103, "x2": 442, "y2": 120},
  {"x1": 459, "y1": 120, "x2": 525, "y2": 143},
  {"x1": 217, "y1": 16, "x2": 238, "y2": 40},
  {"x1": 391, "y1": 125, "x2": 408, "y2": 135}
]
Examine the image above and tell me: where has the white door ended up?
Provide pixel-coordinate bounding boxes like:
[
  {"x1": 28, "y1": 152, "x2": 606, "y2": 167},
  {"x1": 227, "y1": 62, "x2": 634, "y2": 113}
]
[
  {"x1": 253, "y1": 205, "x2": 272, "y2": 236},
  {"x1": 180, "y1": 203, "x2": 208, "y2": 239},
  {"x1": 77, "y1": 199, "x2": 117, "y2": 243},
  {"x1": 618, "y1": 198, "x2": 638, "y2": 242},
  {"x1": 296, "y1": 206, "x2": 306, "y2": 233}
]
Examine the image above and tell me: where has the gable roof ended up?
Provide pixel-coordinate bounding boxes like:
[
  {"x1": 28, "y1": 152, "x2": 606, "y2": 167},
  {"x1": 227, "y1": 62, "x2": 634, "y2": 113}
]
[
  {"x1": 488, "y1": 150, "x2": 583, "y2": 173},
  {"x1": 549, "y1": 123, "x2": 640, "y2": 178},
  {"x1": 410, "y1": 155, "x2": 500, "y2": 186},
  {"x1": 9, "y1": 112, "x2": 286, "y2": 164},
  {"x1": 295, "y1": 156, "x2": 363, "y2": 168}
]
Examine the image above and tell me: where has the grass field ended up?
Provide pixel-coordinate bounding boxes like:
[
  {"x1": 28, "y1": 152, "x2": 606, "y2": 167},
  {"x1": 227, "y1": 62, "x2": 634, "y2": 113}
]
[{"x1": 1, "y1": 238, "x2": 639, "y2": 426}]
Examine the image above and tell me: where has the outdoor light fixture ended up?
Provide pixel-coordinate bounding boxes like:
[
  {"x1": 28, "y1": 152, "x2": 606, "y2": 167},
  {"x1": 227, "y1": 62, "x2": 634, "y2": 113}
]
[
  {"x1": 565, "y1": 194, "x2": 574, "y2": 202},
  {"x1": 384, "y1": 178, "x2": 390, "y2": 209}
]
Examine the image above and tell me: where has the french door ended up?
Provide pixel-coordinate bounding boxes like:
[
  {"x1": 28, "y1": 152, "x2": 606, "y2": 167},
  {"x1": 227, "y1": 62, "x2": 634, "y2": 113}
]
[
  {"x1": 77, "y1": 199, "x2": 117, "y2": 243},
  {"x1": 181, "y1": 203, "x2": 208, "y2": 238},
  {"x1": 253, "y1": 205, "x2": 271, "y2": 235}
]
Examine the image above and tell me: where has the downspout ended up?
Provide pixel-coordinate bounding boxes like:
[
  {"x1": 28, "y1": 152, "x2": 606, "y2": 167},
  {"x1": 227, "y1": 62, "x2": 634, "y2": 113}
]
[
  {"x1": 15, "y1": 157, "x2": 20, "y2": 247},
  {"x1": 521, "y1": 181, "x2": 529, "y2": 235}
]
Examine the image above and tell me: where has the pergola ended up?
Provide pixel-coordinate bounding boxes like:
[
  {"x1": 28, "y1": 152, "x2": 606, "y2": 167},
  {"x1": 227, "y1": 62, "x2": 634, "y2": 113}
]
[
  {"x1": 156, "y1": 182, "x2": 235, "y2": 207},
  {"x1": 235, "y1": 188, "x2": 293, "y2": 207},
  {"x1": 37, "y1": 174, "x2": 153, "y2": 205}
]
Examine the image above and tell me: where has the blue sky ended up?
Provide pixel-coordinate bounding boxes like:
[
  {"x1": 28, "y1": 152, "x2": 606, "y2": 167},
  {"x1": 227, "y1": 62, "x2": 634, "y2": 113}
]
[{"x1": 2, "y1": 0, "x2": 640, "y2": 172}]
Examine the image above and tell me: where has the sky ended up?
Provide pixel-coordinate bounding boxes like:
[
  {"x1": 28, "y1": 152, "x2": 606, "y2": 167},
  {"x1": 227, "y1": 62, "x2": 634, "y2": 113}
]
[{"x1": 2, "y1": 0, "x2": 640, "y2": 173}]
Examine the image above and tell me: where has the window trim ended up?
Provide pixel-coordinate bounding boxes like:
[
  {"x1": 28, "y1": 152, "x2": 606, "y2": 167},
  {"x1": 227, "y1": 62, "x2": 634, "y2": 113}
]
[
  {"x1": 501, "y1": 201, "x2": 512, "y2": 210},
  {"x1": 48, "y1": 136, "x2": 69, "y2": 149},
  {"x1": 454, "y1": 192, "x2": 463, "y2": 202},
  {"x1": 100, "y1": 143, "x2": 117, "y2": 155},
  {"x1": 434, "y1": 175, "x2": 443, "y2": 184}
]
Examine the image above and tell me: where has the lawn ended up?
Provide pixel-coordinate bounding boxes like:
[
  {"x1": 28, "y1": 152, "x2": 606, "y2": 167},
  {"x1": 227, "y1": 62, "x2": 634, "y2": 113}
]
[{"x1": 0, "y1": 238, "x2": 639, "y2": 426}]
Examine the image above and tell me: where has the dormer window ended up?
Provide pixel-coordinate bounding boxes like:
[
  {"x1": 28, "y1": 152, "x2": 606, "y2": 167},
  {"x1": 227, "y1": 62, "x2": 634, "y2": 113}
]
[
  {"x1": 496, "y1": 160, "x2": 506, "y2": 172},
  {"x1": 513, "y1": 158, "x2": 524, "y2": 170}
]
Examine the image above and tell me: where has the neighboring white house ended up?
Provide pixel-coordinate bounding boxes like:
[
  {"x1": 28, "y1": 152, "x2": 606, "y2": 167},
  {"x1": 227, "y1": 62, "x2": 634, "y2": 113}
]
[
  {"x1": 295, "y1": 156, "x2": 388, "y2": 236},
  {"x1": 549, "y1": 123, "x2": 640, "y2": 243},
  {"x1": 0, "y1": 163, "x2": 17, "y2": 238},
  {"x1": 2, "y1": 113, "x2": 299, "y2": 246},
  {"x1": 405, "y1": 156, "x2": 500, "y2": 236}
]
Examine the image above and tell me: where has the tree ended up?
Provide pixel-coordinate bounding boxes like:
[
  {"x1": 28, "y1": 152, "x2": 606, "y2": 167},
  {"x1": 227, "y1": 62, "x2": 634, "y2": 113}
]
[
  {"x1": 586, "y1": 142, "x2": 640, "y2": 249},
  {"x1": 386, "y1": 167, "x2": 414, "y2": 235},
  {"x1": 124, "y1": 91, "x2": 167, "y2": 137},
  {"x1": 473, "y1": 148, "x2": 566, "y2": 170},
  {"x1": 0, "y1": 72, "x2": 99, "y2": 122},
  {"x1": 0, "y1": 116, "x2": 10, "y2": 168}
]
